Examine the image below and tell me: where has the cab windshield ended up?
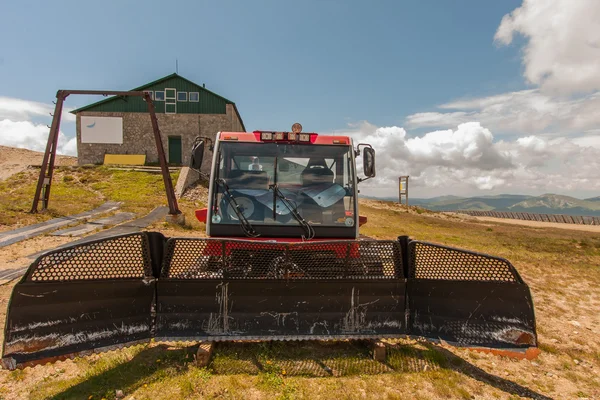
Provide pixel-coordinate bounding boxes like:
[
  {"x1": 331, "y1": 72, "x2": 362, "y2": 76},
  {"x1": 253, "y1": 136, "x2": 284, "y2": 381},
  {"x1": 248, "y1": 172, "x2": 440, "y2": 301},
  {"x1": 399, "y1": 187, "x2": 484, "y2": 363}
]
[{"x1": 213, "y1": 142, "x2": 356, "y2": 228}]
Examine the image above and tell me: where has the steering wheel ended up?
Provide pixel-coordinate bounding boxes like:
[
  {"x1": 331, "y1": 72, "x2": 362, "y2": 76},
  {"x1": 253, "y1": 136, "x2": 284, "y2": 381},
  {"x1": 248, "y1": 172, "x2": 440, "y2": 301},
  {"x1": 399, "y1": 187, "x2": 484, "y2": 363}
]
[{"x1": 220, "y1": 195, "x2": 255, "y2": 222}]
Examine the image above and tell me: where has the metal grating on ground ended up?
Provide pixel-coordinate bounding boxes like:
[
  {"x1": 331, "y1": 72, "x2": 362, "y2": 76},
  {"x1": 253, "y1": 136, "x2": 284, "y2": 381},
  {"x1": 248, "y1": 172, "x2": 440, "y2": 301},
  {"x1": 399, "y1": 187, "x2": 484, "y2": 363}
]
[
  {"x1": 51, "y1": 212, "x2": 136, "y2": 237},
  {"x1": 0, "y1": 201, "x2": 121, "y2": 248},
  {"x1": 0, "y1": 267, "x2": 28, "y2": 283}
]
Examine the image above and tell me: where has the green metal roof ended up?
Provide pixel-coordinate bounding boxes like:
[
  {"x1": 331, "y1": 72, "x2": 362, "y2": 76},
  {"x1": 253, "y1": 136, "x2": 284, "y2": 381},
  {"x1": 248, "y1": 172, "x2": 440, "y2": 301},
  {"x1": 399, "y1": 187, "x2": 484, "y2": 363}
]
[{"x1": 70, "y1": 73, "x2": 245, "y2": 130}]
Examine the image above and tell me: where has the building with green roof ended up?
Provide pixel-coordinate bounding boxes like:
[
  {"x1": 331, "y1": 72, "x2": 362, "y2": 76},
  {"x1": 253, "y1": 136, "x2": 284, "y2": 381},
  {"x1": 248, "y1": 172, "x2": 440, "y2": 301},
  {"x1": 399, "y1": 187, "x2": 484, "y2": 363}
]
[{"x1": 72, "y1": 73, "x2": 245, "y2": 170}]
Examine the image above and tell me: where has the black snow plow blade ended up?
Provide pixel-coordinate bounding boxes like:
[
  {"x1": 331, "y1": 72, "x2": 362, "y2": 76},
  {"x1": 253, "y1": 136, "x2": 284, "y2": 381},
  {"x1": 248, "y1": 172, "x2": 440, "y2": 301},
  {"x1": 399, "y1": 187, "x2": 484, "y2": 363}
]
[{"x1": 2, "y1": 233, "x2": 537, "y2": 369}]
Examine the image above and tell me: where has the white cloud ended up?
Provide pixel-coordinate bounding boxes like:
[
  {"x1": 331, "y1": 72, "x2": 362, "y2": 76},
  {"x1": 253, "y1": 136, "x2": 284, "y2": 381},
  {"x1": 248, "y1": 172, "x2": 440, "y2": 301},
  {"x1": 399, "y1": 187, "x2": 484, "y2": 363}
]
[
  {"x1": 403, "y1": 122, "x2": 512, "y2": 171},
  {"x1": 0, "y1": 96, "x2": 77, "y2": 156},
  {"x1": 495, "y1": 0, "x2": 600, "y2": 95},
  {"x1": 571, "y1": 135, "x2": 600, "y2": 150},
  {"x1": 0, "y1": 96, "x2": 75, "y2": 122},
  {"x1": 406, "y1": 1, "x2": 600, "y2": 140},
  {"x1": 0, "y1": 119, "x2": 77, "y2": 156},
  {"x1": 353, "y1": 1, "x2": 600, "y2": 198},
  {"x1": 61, "y1": 135, "x2": 78, "y2": 156},
  {"x1": 337, "y1": 121, "x2": 600, "y2": 198},
  {"x1": 406, "y1": 89, "x2": 600, "y2": 134}
]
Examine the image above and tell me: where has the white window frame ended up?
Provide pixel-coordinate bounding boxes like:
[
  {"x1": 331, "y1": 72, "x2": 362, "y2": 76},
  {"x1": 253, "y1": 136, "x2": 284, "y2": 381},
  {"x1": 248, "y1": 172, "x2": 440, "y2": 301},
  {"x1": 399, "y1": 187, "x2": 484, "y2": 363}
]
[
  {"x1": 154, "y1": 91, "x2": 165, "y2": 101},
  {"x1": 177, "y1": 91, "x2": 188, "y2": 102},
  {"x1": 165, "y1": 88, "x2": 176, "y2": 100},
  {"x1": 144, "y1": 90, "x2": 153, "y2": 100},
  {"x1": 189, "y1": 92, "x2": 199, "y2": 102},
  {"x1": 165, "y1": 101, "x2": 177, "y2": 114}
]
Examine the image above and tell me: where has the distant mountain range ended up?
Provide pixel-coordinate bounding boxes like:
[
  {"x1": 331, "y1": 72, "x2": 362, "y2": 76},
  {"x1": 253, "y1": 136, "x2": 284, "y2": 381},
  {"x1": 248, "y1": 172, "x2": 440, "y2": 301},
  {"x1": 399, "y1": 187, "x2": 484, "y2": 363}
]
[{"x1": 361, "y1": 193, "x2": 600, "y2": 216}]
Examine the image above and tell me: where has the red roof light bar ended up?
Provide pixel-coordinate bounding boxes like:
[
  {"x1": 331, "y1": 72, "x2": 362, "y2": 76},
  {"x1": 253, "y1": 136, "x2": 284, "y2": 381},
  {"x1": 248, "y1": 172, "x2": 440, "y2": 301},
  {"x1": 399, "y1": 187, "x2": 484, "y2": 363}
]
[
  {"x1": 251, "y1": 131, "x2": 319, "y2": 143},
  {"x1": 222, "y1": 132, "x2": 349, "y2": 145}
]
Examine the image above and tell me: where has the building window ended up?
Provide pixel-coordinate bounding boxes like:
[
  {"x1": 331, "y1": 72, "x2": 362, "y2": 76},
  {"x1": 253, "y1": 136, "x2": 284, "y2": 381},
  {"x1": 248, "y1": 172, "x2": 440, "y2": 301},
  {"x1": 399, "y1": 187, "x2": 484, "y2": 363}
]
[
  {"x1": 177, "y1": 91, "x2": 187, "y2": 102},
  {"x1": 189, "y1": 92, "x2": 199, "y2": 102},
  {"x1": 165, "y1": 88, "x2": 176, "y2": 100},
  {"x1": 165, "y1": 102, "x2": 176, "y2": 114},
  {"x1": 144, "y1": 91, "x2": 153, "y2": 100},
  {"x1": 155, "y1": 91, "x2": 165, "y2": 101}
]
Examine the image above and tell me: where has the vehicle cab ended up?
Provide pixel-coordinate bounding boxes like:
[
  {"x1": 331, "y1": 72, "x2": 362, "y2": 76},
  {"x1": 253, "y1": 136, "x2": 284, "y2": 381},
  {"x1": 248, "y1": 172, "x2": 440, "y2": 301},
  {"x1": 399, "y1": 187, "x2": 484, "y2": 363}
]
[{"x1": 193, "y1": 124, "x2": 375, "y2": 240}]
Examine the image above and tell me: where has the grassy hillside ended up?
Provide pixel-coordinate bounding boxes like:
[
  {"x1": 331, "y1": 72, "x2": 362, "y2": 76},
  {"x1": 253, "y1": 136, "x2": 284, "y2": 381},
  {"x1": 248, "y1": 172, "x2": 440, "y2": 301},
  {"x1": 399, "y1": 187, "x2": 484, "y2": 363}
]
[
  {"x1": 510, "y1": 194, "x2": 600, "y2": 214},
  {"x1": 413, "y1": 194, "x2": 531, "y2": 211},
  {"x1": 0, "y1": 169, "x2": 600, "y2": 399},
  {"x1": 407, "y1": 193, "x2": 600, "y2": 216},
  {"x1": 0, "y1": 166, "x2": 206, "y2": 233}
]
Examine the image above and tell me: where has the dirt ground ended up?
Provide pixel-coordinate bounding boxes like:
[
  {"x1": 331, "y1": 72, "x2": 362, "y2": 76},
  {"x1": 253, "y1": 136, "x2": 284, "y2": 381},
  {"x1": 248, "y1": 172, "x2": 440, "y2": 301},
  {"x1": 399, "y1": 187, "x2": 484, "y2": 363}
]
[
  {"x1": 0, "y1": 145, "x2": 77, "y2": 181},
  {"x1": 1, "y1": 214, "x2": 599, "y2": 399},
  {"x1": 360, "y1": 198, "x2": 600, "y2": 233},
  {"x1": 181, "y1": 182, "x2": 209, "y2": 204},
  {"x1": 0, "y1": 236, "x2": 74, "y2": 274},
  {"x1": 0, "y1": 150, "x2": 599, "y2": 399},
  {"x1": 359, "y1": 199, "x2": 476, "y2": 221}
]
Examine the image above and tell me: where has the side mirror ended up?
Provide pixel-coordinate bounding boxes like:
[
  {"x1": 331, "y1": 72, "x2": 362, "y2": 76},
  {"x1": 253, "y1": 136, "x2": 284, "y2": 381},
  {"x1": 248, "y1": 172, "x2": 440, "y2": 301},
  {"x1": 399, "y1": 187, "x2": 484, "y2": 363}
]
[
  {"x1": 363, "y1": 147, "x2": 376, "y2": 177},
  {"x1": 190, "y1": 140, "x2": 205, "y2": 170}
]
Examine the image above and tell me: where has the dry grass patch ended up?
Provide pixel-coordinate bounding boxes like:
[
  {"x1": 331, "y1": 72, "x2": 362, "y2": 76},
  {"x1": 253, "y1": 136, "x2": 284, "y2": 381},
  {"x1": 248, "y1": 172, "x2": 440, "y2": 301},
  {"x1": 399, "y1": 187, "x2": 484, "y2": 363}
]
[
  {"x1": 0, "y1": 166, "x2": 185, "y2": 231},
  {"x1": 1, "y1": 182, "x2": 600, "y2": 399}
]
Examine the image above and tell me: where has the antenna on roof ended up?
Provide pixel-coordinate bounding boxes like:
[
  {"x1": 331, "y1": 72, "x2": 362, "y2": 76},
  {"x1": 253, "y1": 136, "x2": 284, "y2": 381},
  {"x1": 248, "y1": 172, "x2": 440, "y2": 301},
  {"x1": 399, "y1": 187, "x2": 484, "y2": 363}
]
[{"x1": 176, "y1": 59, "x2": 178, "y2": 74}]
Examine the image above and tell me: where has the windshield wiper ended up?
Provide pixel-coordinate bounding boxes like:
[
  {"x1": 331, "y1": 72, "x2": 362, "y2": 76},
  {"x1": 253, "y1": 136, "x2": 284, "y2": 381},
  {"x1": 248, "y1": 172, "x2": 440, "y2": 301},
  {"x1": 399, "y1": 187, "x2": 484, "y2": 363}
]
[
  {"x1": 216, "y1": 178, "x2": 260, "y2": 238},
  {"x1": 270, "y1": 184, "x2": 315, "y2": 240}
]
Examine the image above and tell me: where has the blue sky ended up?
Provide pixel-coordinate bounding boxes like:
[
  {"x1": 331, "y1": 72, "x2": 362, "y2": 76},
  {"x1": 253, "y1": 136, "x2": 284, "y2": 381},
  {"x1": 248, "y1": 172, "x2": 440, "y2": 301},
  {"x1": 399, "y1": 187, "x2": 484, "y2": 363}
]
[
  {"x1": 1, "y1": 0, "x2": 599, "y2": 198},
  {"x1": 1, "y1": 0, "x2": 523, "y2": 132}
]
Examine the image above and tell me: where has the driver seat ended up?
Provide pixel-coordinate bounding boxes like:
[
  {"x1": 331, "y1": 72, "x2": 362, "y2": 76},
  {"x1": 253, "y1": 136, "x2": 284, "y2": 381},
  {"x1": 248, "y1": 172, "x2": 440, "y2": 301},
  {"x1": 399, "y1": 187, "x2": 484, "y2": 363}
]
[
  {"x1": 299, "y1": 159, "x2": 344, "y2": 223},
  {"x1": 301, "y1": 158, "x2": 334, "y2": 186}
]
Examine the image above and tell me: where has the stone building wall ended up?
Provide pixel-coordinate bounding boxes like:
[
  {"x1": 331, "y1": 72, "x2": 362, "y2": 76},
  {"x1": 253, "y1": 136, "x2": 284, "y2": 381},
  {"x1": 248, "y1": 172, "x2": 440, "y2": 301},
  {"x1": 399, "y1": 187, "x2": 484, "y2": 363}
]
[
  {"x1": 226, "y1": 104, "x2": 245, "y2": 132},
  {"x1": 76, "y1": 105, "x2": 244, "y2": 174}
]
